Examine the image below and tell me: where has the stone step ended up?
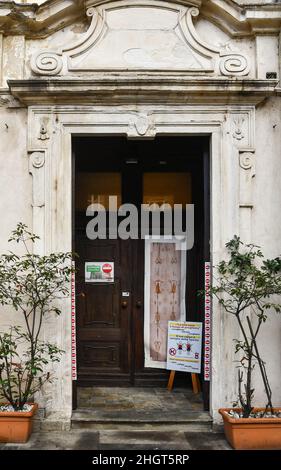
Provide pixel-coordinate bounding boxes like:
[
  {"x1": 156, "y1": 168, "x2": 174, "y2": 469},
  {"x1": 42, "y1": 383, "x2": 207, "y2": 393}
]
[{"x1": 71, "y1": 409, "x2": 212, "y2": 432}]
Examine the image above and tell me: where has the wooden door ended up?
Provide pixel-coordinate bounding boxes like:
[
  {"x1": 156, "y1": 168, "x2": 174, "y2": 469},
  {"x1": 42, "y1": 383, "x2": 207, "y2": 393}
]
[
  {"x1": 74, "y1": 136, "x2": 209, "y2": 390},
  {"x1": 76, "y1": 224, "x2": 133, "y2": 386}
]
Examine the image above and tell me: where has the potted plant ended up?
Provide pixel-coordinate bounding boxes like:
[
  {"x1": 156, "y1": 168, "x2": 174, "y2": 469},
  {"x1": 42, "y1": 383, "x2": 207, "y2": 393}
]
[
  {"x1": 0, "y1": 223, "x2": 74, "y2": 442},
  {"x1": 207, "y1": 236, "x2": 281, "y2": 450}
]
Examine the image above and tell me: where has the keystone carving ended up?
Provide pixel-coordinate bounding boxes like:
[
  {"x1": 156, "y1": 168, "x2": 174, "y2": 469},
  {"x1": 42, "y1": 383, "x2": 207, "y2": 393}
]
[{"x1": 128, "y1": 113, "x2": 156, "y2": 138}]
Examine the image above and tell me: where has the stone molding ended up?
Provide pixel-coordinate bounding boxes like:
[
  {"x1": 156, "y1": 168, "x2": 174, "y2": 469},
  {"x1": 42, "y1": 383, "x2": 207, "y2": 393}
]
[
  {"x1": 0, "y1": 0, "x2": 280, "y2": 38},
  {"x1": 29, "y1": 3, "x2": 251, "y2": 77},
  {"x1": 8, "y1": 77, "x2": 278, "y2": 106}
]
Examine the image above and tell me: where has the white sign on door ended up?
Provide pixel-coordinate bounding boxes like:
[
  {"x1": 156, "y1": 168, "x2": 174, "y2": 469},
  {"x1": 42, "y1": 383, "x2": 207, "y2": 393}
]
[
  {"x1": 167, "y1": 321, "x2": 202, "y2": 373},
  {"x1": 85, "y1": 262, "x2": 114, "y2": 283}
]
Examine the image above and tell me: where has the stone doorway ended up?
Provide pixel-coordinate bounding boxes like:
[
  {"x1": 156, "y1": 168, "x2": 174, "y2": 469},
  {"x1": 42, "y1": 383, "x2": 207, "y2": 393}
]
[{"x1": 73, "y1": 136, "x2": 210, "y2": 412}]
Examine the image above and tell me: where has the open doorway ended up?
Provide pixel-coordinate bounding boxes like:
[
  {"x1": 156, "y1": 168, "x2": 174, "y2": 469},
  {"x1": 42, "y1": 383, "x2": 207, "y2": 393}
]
[{"x1": 73, "y1": 136, "x2": 210, "y2": 410}]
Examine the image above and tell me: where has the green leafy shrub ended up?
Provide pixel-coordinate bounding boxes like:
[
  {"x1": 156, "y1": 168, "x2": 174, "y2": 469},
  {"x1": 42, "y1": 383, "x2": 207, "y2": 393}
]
[
  {"x1": 204, "y1": 236, "x2": 281, "y2": 418},
  {"x1": 0, "y1": 223, "x2": 74, "y2": 411}
]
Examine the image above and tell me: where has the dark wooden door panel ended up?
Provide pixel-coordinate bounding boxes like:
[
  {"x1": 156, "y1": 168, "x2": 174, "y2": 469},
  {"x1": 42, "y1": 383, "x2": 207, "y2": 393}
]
[
  {"x1": 80, "y1": 342, "x2": 120, "y2": 368},
  {"x1": 82, "y1": 284, "x2": 119, "y2": 328},
  {"x1": 76, "y1": 230, "x2": 132, "y2": 385}
]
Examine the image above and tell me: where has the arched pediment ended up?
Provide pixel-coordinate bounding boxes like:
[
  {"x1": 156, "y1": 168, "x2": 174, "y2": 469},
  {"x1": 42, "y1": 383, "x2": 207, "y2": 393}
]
[{"x1": 30, "y1": 0, "x2": 250, "y2": 77}]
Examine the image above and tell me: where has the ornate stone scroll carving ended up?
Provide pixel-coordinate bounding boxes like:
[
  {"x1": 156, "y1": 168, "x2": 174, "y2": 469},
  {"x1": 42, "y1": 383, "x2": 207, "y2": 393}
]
[
  {"x1": 30, "y1": 1, "x2": 250, "y2": 77},
  {"x1": 31, "y1": 51, "x2": 63, "y2": 76},
  {"x1": 219, "y1": 52, "x2": 250, "y2": 77}
]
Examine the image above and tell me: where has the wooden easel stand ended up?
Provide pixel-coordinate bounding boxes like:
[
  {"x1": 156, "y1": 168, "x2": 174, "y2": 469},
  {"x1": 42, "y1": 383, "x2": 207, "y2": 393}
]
[{"x1": 167, "y1": 370, "x2": 201, "y2": 394}]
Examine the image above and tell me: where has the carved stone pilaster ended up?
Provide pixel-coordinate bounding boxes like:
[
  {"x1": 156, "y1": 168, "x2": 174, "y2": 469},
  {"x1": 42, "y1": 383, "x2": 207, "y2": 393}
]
[
  {"x1": 239, "y1": 149, "x2": 255, "y2": 206},
  {"x1": 239, "y1": 149, "x2": 255, "y2": 243},
  {"x1": 29, "y1": 151, "x2": 46, "y2": 254},
  {"x1": 29, "y1": 151, "x2": 45, "y2": 206}
]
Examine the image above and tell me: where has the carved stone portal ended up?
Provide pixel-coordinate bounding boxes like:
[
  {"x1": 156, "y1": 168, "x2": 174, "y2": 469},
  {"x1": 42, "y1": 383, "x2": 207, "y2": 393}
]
[{"x1": 30, "y1": 1, "x2": 250, "y2": 77}]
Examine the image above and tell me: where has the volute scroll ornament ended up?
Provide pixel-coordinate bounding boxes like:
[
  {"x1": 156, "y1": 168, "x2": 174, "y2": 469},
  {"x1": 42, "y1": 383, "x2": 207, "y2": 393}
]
[
  {"x1": 31, "y1": 51, "x2": 63, "y2": 76},
  {"x1": 220, "y1": 52, "x2": 250, "y2": 77},
  {"x1": 87, "y1": 7, "x2": 97, "y2": 17}
]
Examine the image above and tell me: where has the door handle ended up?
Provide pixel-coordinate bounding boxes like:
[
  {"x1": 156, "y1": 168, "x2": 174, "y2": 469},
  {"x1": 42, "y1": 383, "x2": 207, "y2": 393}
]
[
  {"x1": 136, "y1": 301, "x2": 142, "y2": 309},
  {"x1": 121, "y1": 301, "x2": 128, "y2": 309}
]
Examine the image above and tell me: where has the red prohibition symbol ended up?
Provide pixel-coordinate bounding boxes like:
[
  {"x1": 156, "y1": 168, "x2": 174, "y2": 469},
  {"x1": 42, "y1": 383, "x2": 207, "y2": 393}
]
[
  {"x1": 102, "y1": 263, "x2": 112, "y2": 274},
  {"x1": 169, "y1": 348, "x2": 176, "y2": 356}
]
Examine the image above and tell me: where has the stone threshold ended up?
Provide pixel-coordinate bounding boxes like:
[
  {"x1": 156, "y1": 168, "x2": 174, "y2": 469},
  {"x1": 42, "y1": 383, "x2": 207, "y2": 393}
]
[{"x1": 71, "y1": 409, "x2": 212, "y2": 432}]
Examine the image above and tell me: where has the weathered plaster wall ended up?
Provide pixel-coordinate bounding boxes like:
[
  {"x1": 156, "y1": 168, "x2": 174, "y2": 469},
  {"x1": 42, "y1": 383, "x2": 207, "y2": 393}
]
[
  {"x1": 252, "y1": 96, "x2": 281, "y2": 406},
  {"x1": 0, "y1": 107, "x2": 31, "y2": 250},
  {"x1": 0, "y1": 105, "x2": 32, "y2": 333}
]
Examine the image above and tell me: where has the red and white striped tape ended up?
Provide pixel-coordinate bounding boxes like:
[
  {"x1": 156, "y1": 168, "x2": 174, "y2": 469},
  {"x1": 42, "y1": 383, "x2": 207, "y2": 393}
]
[
  {"x1": 71, "y1": 264, "x2": 77, "y2": 381},
  {"x1": 204, "y1": 262, "x2": 211, "y2": 382}
]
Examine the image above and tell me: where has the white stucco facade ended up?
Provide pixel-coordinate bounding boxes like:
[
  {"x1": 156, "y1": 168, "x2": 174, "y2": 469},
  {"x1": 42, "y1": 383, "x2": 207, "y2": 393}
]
[{"x1": 0, "y1": 0, "x2": 281, "y2": 427}]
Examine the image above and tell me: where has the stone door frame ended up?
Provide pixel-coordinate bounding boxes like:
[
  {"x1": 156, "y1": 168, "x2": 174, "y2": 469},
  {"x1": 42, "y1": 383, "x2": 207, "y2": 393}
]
[{"x1": 27, "y1": 103, "x2": 256, "y2": 422}]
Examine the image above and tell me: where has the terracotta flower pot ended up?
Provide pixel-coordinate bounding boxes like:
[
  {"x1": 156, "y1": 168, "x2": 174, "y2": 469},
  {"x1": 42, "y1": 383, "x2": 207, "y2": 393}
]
[
  {"x1": 219, "y1": 408, "x2": 281, "y2": 450},
  {"x1": 0, "y1": 403, "x2": 38, "y2": 443}
]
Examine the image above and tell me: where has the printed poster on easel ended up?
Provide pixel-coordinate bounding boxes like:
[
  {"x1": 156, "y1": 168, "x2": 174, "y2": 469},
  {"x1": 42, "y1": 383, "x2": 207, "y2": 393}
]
[{"x1": 167, "y1": 321, "x2": 202, "y2": 373}]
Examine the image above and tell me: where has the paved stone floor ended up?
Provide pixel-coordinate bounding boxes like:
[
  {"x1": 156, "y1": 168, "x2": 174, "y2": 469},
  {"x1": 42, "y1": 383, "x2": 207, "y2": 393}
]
[
  {"x1": 0, "y1": 430, "x2": 231, "y2": 450},
  {"x1": 77, "y1": 386, "x2": 204, "y2": 412},
  {"x1": 0, "y1": 387, "x2": 232, "y2": 450},
  {"x1": 72, "y1": 387, "x2": 212, "y2": 431}
]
